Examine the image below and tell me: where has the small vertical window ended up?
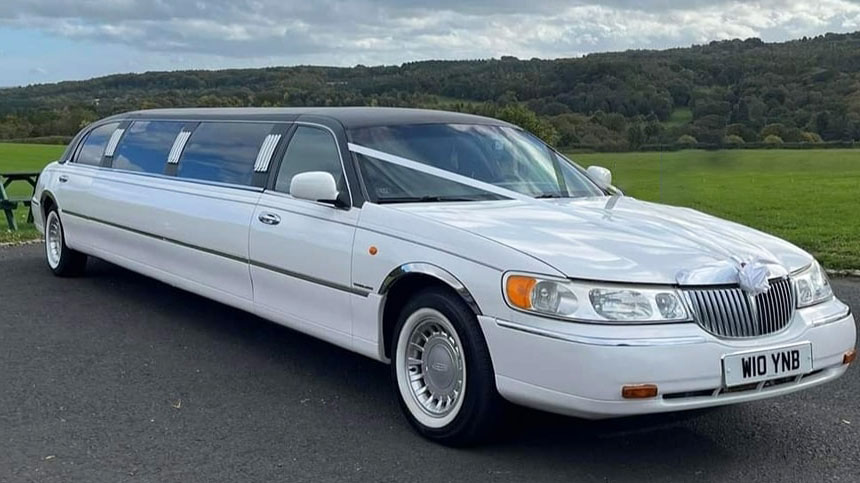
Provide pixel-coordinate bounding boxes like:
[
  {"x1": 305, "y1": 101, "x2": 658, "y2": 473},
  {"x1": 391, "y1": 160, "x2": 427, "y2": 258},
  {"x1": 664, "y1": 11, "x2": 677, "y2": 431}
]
[
  {"x1": 113, "y1": 121, "x2": 185, "y2": 174},
  {"x1": 75, "y1": 122, "x2": 120, "y2": 166},
  {"x1": 177, "y1": 122, "x2": 274, "y2": 185},
  {"x1": 274, "y1": 126, "x2": 344, "y2": 194}
]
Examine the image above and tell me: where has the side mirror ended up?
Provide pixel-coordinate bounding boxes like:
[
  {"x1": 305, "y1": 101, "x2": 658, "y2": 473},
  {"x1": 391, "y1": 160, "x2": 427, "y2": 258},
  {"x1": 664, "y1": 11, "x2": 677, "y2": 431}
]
[
  {"x1": 290, "y1": 171, "x2": 341, "y2": 205},
  {"x1": 586, "y1": 165, "x2": 612, "y2": 190}
]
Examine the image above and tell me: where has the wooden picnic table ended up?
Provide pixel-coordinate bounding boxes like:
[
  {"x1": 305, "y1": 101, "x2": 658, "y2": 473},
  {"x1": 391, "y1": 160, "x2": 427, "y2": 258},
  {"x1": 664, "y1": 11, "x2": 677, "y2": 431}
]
[{"x1": 1, "y1": 171, "x2": 40, "y2": 231}]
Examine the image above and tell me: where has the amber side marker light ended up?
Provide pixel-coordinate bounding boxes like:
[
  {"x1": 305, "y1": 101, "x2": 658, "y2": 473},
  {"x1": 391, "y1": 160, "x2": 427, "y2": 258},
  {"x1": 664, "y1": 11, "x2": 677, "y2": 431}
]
[
  {"x1": 622, "y1": 384, "x2": 659, "y2": 399},
  {"x1": 506, "y1": 275, "x2": 536, "y2": 310},
  {"x1": 845, "y1": 349, "x2": 857, "y2": 365}
]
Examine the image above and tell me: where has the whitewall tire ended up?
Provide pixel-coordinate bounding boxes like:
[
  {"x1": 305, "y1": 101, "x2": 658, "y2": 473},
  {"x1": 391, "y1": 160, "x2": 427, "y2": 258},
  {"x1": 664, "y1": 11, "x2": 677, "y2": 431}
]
[
  {"x1": 391, "y1": 287, "x2": 503, "y2": 445},
  {"x1": 45, "y1": 208, "x2": 87, "y2": 277}
]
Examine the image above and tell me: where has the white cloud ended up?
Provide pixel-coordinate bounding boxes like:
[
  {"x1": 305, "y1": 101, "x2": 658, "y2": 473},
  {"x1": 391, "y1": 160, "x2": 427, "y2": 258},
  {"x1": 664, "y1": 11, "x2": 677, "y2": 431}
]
[{"x1": 2, "y1": 0, "x2": 860, "y2": 70}]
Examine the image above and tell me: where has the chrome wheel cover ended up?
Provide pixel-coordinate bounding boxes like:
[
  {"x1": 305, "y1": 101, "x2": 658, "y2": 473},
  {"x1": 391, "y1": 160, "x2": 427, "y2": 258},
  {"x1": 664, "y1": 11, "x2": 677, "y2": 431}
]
[
  {"x1": 395, "y1": 308, "x2": 466, "y2": 428},
  {"x1": 46, "y1": 211, "x2": 62, "y2": 269}
]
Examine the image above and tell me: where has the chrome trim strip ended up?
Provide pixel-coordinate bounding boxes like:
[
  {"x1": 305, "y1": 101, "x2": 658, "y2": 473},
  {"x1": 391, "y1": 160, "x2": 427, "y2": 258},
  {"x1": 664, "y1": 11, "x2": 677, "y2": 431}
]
[
  {"x1": 59, "y1": 164, "x2": 264, "y2": 196},
  {"x1": 495, "y1": 319, "x2": 708, "y2": 346},
  {"x1": 682, "y1": 277, "x2": 794, "y2": 338},
  {"x1": 104, "y1": 128, "x2": 125, "y2": 157},
  {"x1": 251, "y1": 260, "x2": 369, "y2": 297},
  {"x1": 62, "y1": 210, "x2": 368, "y2": 297},
  {"x1": 63, "y1": 210, "x2": 247, "y2": 264},
  {"x1": 254, "y1": 133, "x2": 282, "y2": 172},
  {"x1": 379, "y1": 262, "x2": 482, "y2": 315},
  {"x1": 790, "y1": 263, "x2": 813, "y2": 276},
  {"x1": 811, "y1": 307, "x2": 852, "y2": 326},
  {"x1": 167, "y1": 131, "x2": 192, "y2": 164}
]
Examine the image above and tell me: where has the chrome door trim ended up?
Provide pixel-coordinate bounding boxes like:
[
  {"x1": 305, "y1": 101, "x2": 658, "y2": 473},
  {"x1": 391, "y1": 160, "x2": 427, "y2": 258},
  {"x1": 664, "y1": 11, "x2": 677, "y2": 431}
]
[
  {"x1": 59, "y1": 163, "x2": 265, "y2": 195},
  {"x1": 251, "y1": 260, "x2": 370, "y2": 297},
  {"x1": 61, "y1": 210, "x2": 369, "y2": 297},
  {"x1": 63, "y1": 210, "x2": 248, "y2": 264}
]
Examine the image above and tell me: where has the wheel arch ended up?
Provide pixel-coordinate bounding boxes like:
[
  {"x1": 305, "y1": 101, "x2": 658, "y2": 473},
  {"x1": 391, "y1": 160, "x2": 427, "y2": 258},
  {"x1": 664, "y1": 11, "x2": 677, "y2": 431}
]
[
  {"x1": 379, "y1": 263, "x2": 482, "y2": 360},
  {"x1": 40, "y1": 190, "x2": 57, "y2": 218}
]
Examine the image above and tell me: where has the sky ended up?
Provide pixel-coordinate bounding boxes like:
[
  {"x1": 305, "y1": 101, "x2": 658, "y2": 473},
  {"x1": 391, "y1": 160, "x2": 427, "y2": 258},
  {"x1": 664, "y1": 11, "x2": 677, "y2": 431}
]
[{"x1": 2, "y1": 0, "x2": 860, "y2": 87}]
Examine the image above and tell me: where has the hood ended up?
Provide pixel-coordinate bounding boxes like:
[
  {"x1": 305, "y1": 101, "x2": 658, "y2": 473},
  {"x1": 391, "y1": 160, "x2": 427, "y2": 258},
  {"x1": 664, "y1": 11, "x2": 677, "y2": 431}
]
[{"x1": 390, "y1": 196, "x2": 812, "y2": 285}]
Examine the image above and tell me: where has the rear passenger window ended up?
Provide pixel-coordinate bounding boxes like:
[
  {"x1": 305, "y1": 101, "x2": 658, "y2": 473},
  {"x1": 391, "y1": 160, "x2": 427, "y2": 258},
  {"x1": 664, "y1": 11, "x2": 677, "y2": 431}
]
[
  {"x1": 274, "y1": 126, "x2": 344, "y2": 194},
  {"x1": 113, "y1": 121, "x2": 184, "y2": 174},
  {"x1": 76, "y1": 122, "x2": 119, "y2": 166},
  {"x1": 177, "y1": 122, "x2": 274, "y2": 186}
]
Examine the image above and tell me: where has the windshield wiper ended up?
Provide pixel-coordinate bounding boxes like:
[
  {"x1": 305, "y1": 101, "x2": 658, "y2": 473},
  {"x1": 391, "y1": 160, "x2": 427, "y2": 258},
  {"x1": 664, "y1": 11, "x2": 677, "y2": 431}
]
[
  {"x1": 534, "y1": 193, "x2": 569, "y2": 199},
  {"x1": 377, "y1": 195, "x2": 486, "y2": 204}
]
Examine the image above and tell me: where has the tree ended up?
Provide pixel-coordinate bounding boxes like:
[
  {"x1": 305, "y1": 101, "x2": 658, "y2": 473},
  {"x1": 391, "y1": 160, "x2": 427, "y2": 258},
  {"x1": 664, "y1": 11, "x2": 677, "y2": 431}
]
[
  {"x1": 496, "y1": 104, "x2": 560, "y2": 146},
  {"x1": 763, "y1": 134, "x2": 784, "y2": 144},
  {"x1": 677, "y1": 134, "x2": 698, "y2": 146},
  {"x1": 6, "y1": 31, "x2": 860, "y2": 149},
  {"x1": 627, "y1": 123, "x2": 645, "y2": 150},
  {"x1": 801, "y1": 131, "x2": 823, "y2": 143}
]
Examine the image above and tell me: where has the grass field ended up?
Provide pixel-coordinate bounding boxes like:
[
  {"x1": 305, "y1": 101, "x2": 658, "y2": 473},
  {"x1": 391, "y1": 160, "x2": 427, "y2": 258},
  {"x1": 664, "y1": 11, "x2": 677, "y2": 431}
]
[
  {"x1": 0, "y1": 143, "x2": 64, "y2": 244},
  {"x1": 1, "y1": 143, "x2": 858, "y2": 269},
  {"x1": 569, "y1": 149, "x2": 860, "y2": 270}
]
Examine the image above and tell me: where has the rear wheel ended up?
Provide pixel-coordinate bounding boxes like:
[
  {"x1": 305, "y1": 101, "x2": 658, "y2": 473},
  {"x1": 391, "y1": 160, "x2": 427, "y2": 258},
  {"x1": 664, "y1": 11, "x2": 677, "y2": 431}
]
[
  {"x1": 391, "y1": 288, "x2": 503, "y2": 445},
  {"x1": 45, "y1": 208, "x2": 87, "y2": 277}
]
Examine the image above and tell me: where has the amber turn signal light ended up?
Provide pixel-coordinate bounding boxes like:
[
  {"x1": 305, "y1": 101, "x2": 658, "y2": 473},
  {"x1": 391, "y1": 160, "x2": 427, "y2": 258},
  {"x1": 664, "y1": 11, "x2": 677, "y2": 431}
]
[
  {"x1": 506, "y1": 275, "x2": 536, "y2": 310},
  {"x1": 622, "y1": 384, "x2": 658, "y2": 399},
  {"x1": 845, "y1": 349, "x2": 857, "y2": 365}
]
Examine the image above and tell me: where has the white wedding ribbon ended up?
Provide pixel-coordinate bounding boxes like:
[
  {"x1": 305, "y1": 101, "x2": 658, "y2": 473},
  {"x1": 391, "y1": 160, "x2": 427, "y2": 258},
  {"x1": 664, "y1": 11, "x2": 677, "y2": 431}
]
[{"x1": 348, "y1": 143, "x2": 540, "y2": 204}]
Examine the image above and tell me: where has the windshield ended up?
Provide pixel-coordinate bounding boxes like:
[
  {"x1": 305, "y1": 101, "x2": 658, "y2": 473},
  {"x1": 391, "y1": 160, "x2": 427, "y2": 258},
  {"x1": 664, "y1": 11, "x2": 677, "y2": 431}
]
[{"x1": 348, "y1": 123, "x2": 605, "y2": 203}]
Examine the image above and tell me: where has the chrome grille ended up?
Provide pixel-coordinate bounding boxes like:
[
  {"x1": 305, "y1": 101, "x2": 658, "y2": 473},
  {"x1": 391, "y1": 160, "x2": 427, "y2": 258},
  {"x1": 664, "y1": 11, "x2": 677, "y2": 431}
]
[{"x1": 683, "y1": 278, "x2": 795, "y2": 338}]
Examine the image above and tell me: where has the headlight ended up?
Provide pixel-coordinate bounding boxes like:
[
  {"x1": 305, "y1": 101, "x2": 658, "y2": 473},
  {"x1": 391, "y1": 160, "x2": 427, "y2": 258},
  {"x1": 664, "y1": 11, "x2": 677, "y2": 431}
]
[
  {"x1": 793, "y1": 262, "x2": 832, "y2": 308},
  {"x1": 504, "y1": 273, "x2": 690, "y2": 324}
]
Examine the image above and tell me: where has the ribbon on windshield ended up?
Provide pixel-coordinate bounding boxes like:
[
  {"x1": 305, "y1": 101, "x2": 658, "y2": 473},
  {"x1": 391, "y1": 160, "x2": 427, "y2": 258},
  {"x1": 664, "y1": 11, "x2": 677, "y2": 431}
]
[{"x1": 348, "y1": 143, "x2": 541, "y2": 204}]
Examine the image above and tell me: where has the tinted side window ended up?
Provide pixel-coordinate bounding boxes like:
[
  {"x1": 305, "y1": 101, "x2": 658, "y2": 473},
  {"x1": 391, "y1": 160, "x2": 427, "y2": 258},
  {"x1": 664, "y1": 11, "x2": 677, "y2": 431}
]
[
  {"x1": 177, "y1": 122, "x2": 274, "y2": 185},
  {"x1": 113, "y1": 121, "x2": 185, "y2": 174},
  {"x1": 76, "y1": 123, "x2": 119, "y2": 166},
  {"x1": 274, "y1": 126, "x2": 344, "y2": 194}
]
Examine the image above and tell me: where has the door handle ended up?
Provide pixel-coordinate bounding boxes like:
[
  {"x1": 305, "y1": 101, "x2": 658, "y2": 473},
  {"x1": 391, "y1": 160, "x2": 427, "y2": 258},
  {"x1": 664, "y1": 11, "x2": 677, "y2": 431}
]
[
  {"x1": 258, "y1": 213, "x2": 281, "y2": 225},
  {"x1": 58, "y1": 175, "x2": 69, "y2": 183}
]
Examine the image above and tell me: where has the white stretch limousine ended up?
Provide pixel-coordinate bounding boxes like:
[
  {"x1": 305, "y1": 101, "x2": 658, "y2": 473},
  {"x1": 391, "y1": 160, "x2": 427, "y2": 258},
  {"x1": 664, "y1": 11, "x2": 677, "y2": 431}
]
[{"x1": 33, "y1": 108, "x2": 855, "y2": 445}]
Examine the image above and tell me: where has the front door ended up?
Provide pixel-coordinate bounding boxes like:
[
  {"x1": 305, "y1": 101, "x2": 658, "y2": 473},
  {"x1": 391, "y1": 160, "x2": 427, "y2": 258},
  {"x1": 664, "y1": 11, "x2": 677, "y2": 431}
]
[{"x1": 249, "y1": 124, "x2": 359, "y2": 343}]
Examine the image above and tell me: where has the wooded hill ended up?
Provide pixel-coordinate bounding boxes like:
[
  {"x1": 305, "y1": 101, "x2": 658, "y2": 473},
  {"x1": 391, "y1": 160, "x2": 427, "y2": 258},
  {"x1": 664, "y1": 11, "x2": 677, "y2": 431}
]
[{"x1": 3, "y1": 31, "x2": 860, "y2": 150}]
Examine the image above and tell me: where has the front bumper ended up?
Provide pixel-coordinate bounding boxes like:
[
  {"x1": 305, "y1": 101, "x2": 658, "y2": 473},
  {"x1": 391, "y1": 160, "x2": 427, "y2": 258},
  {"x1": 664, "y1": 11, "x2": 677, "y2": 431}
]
[{"x1": 479, "y1": 298, "x2": 856, "y2": 419}]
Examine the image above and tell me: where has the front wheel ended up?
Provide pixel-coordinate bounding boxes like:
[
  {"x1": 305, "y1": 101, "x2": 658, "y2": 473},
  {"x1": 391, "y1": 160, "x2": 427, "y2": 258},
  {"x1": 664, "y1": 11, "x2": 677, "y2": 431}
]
[
  {"x1": 45, "y1": 208, "x2": 87, "y2": 277},
  {"x1": 391, "y1": 288, "x2": 503, "y2": 445}
]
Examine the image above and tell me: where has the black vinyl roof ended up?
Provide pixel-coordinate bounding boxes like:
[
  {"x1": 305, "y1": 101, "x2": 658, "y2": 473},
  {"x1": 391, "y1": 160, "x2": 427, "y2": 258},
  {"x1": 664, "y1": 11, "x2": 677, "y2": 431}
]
[{"x1": 105, "y1": 107, "x2": 512, "y2": 129}]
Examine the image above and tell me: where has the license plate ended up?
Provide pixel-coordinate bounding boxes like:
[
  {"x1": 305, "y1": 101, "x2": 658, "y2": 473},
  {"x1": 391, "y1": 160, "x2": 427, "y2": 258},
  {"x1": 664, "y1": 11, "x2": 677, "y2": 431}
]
[{"x1": 722, "y1": 343, "x2": 813, "y2": 387}]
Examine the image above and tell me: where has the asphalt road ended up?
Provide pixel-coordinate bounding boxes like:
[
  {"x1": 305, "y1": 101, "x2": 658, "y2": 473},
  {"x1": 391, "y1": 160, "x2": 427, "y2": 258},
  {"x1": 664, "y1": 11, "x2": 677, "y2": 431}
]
[{"x1": 1, "y1": 244, "x2": 858, "y2": 482}]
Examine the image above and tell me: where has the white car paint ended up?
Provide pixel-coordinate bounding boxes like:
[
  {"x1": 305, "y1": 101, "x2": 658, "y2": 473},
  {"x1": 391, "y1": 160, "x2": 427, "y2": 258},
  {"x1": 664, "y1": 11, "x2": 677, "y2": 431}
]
[
  {"x1": 386, "y1": 196, "x2": 813, "y2": 284},
  {"x1": 32, "y1": 120, "x2": 856, "y2": 422}
]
